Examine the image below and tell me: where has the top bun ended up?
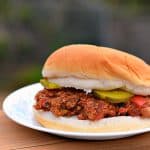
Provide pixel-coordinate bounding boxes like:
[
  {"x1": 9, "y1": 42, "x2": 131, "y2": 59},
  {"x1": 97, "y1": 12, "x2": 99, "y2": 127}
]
[{"x1": 42, "y1": 44, "x2": 150, "y2": 87}]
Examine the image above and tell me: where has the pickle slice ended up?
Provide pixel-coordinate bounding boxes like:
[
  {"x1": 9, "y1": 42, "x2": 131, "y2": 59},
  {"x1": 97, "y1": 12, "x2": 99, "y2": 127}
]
[
  {"x1": 94, "y1": 90, "x2": 133, "y2": 103},
  {"x1": 40, "y1": 79, "x2": 61, "y2": 89}
]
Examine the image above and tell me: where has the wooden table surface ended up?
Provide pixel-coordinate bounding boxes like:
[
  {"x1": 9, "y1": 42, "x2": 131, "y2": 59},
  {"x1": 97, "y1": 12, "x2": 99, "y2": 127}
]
[{"x1": 0, "y1": 110, "x2": 150, "y2": 150}]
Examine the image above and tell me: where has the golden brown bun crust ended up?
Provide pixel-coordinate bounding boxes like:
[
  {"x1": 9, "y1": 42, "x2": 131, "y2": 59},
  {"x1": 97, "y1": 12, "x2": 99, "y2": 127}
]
[{"x1": 43, "y1": 44, "x2": 150, "y2": 86}]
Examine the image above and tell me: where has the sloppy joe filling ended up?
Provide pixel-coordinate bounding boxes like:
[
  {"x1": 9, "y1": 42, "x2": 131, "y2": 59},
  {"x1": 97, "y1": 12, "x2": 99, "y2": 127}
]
[{"x1": 34, "y1": 88, "x2": 150, "y2": 121}]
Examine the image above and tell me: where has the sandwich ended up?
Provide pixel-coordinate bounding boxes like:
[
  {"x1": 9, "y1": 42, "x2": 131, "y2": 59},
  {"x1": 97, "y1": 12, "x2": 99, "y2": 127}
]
[{"x1": 34, "y1": 44, "x2": 150, "y2": 132}]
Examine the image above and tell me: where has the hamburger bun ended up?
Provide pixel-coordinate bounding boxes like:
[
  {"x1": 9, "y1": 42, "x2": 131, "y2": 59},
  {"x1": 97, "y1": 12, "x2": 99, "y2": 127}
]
[
  {"x1": 34, "y1": 109, "x2": 150, "y2": 132},
  {"x1": 42, "y1": 44, "x2": 150, "y2": 95}
]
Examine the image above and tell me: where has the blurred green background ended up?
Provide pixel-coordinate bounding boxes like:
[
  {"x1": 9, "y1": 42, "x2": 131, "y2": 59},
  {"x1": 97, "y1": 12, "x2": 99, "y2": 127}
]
[{"x1": 0, "y1": 0, "x2": 150, "y2": 95}]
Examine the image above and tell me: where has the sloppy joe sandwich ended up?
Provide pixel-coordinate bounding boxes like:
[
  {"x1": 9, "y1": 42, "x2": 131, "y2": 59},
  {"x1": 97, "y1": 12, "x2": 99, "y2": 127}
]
[{"x1": 34, "y1": 44, "x2": 150, "y2": 132}]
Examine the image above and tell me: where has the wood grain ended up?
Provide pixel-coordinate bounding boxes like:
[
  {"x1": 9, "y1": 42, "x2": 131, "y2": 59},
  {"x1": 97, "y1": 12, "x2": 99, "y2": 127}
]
[
  {"x1": 0, "y1": 110, "x2": 150, "y2": 150},
  {"x1": 0, "y1": 111, "x2": 67, "y2": 150},
  {"x1": 22, "y1": 133, "x2": 150, "y2": 150}
]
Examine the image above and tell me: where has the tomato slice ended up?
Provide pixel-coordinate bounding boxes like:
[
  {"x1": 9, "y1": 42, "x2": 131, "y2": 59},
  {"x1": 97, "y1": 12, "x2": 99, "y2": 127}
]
[{"x1": 131, "y1": 96, "x2": 147, "y2": 107}]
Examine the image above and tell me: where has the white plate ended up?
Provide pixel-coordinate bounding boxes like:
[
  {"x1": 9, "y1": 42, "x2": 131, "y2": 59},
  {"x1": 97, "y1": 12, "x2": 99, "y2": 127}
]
[{"x1": 2, "y1": 83, "x2": 150, "y2": 140}]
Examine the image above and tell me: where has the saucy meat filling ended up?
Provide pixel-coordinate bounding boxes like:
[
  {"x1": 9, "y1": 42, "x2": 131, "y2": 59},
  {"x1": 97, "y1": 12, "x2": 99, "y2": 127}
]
[{"x1": 34, "y1": 88, "x2": 150, "y2": 121}]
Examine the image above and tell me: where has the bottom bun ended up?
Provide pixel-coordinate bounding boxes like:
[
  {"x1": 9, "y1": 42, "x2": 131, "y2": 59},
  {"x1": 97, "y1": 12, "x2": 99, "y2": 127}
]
[{"x1": 33, "y1": 109, "x2": 150, "y2": 133}]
